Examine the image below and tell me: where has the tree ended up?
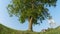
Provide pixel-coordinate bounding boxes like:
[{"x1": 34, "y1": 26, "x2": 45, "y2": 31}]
[{"x1": 7, "y1": 0, "x2": 57, "y2": 31}]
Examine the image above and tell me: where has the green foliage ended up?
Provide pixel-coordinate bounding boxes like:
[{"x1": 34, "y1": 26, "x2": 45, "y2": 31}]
[
  {"x1": 0, "y1": 24, "x2": 60, "y2": 34},
  {"x1": 7, "y1": 0, "x2": 57, "y2": 24}
]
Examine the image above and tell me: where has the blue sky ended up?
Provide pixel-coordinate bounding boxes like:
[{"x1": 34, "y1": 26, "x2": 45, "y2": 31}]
[{"x1": 0, "y1": 0, "x2": 60, "y2": 32}]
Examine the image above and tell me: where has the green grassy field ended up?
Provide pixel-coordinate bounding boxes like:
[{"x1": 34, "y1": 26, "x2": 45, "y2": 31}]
[{"x1": 0, "y1": 24, "x2": 60, "y2": 34}]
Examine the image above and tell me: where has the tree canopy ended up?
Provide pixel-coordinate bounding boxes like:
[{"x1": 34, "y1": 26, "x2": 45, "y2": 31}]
[{"x1": 7, "y1": 0, "x2": 57, "y2": 31}]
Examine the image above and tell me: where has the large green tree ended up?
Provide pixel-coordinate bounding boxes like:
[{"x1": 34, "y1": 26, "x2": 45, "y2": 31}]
[{"x1": 7, "y1": 0, "x2": 57, "y2": 31}]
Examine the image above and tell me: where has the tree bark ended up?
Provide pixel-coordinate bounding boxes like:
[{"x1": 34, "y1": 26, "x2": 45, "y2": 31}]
[
  {"x1": 28, "y1": 17, "x2": 33, "y2": 31},
  {"x1": 28, "y1": 0, "x2": 34, "y2": 31}
]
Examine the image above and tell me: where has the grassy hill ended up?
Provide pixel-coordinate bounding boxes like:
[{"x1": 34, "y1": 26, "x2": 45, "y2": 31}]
[{"x1": 0, "y1": 24, "x2": 60, "y2": 34}]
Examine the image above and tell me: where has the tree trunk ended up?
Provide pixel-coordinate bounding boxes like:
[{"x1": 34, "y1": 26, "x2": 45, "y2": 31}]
[
  {"x1": 28, "y1": 0, "x2": 34, "y2": 31},
  {"x1": 28, "y1": 17, "x2": 33, "y2": 31}
]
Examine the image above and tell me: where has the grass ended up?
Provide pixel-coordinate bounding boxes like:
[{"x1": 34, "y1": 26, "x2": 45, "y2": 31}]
[{"x1": 0, "y1": 24, "x2": 60, "y2": 34}]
